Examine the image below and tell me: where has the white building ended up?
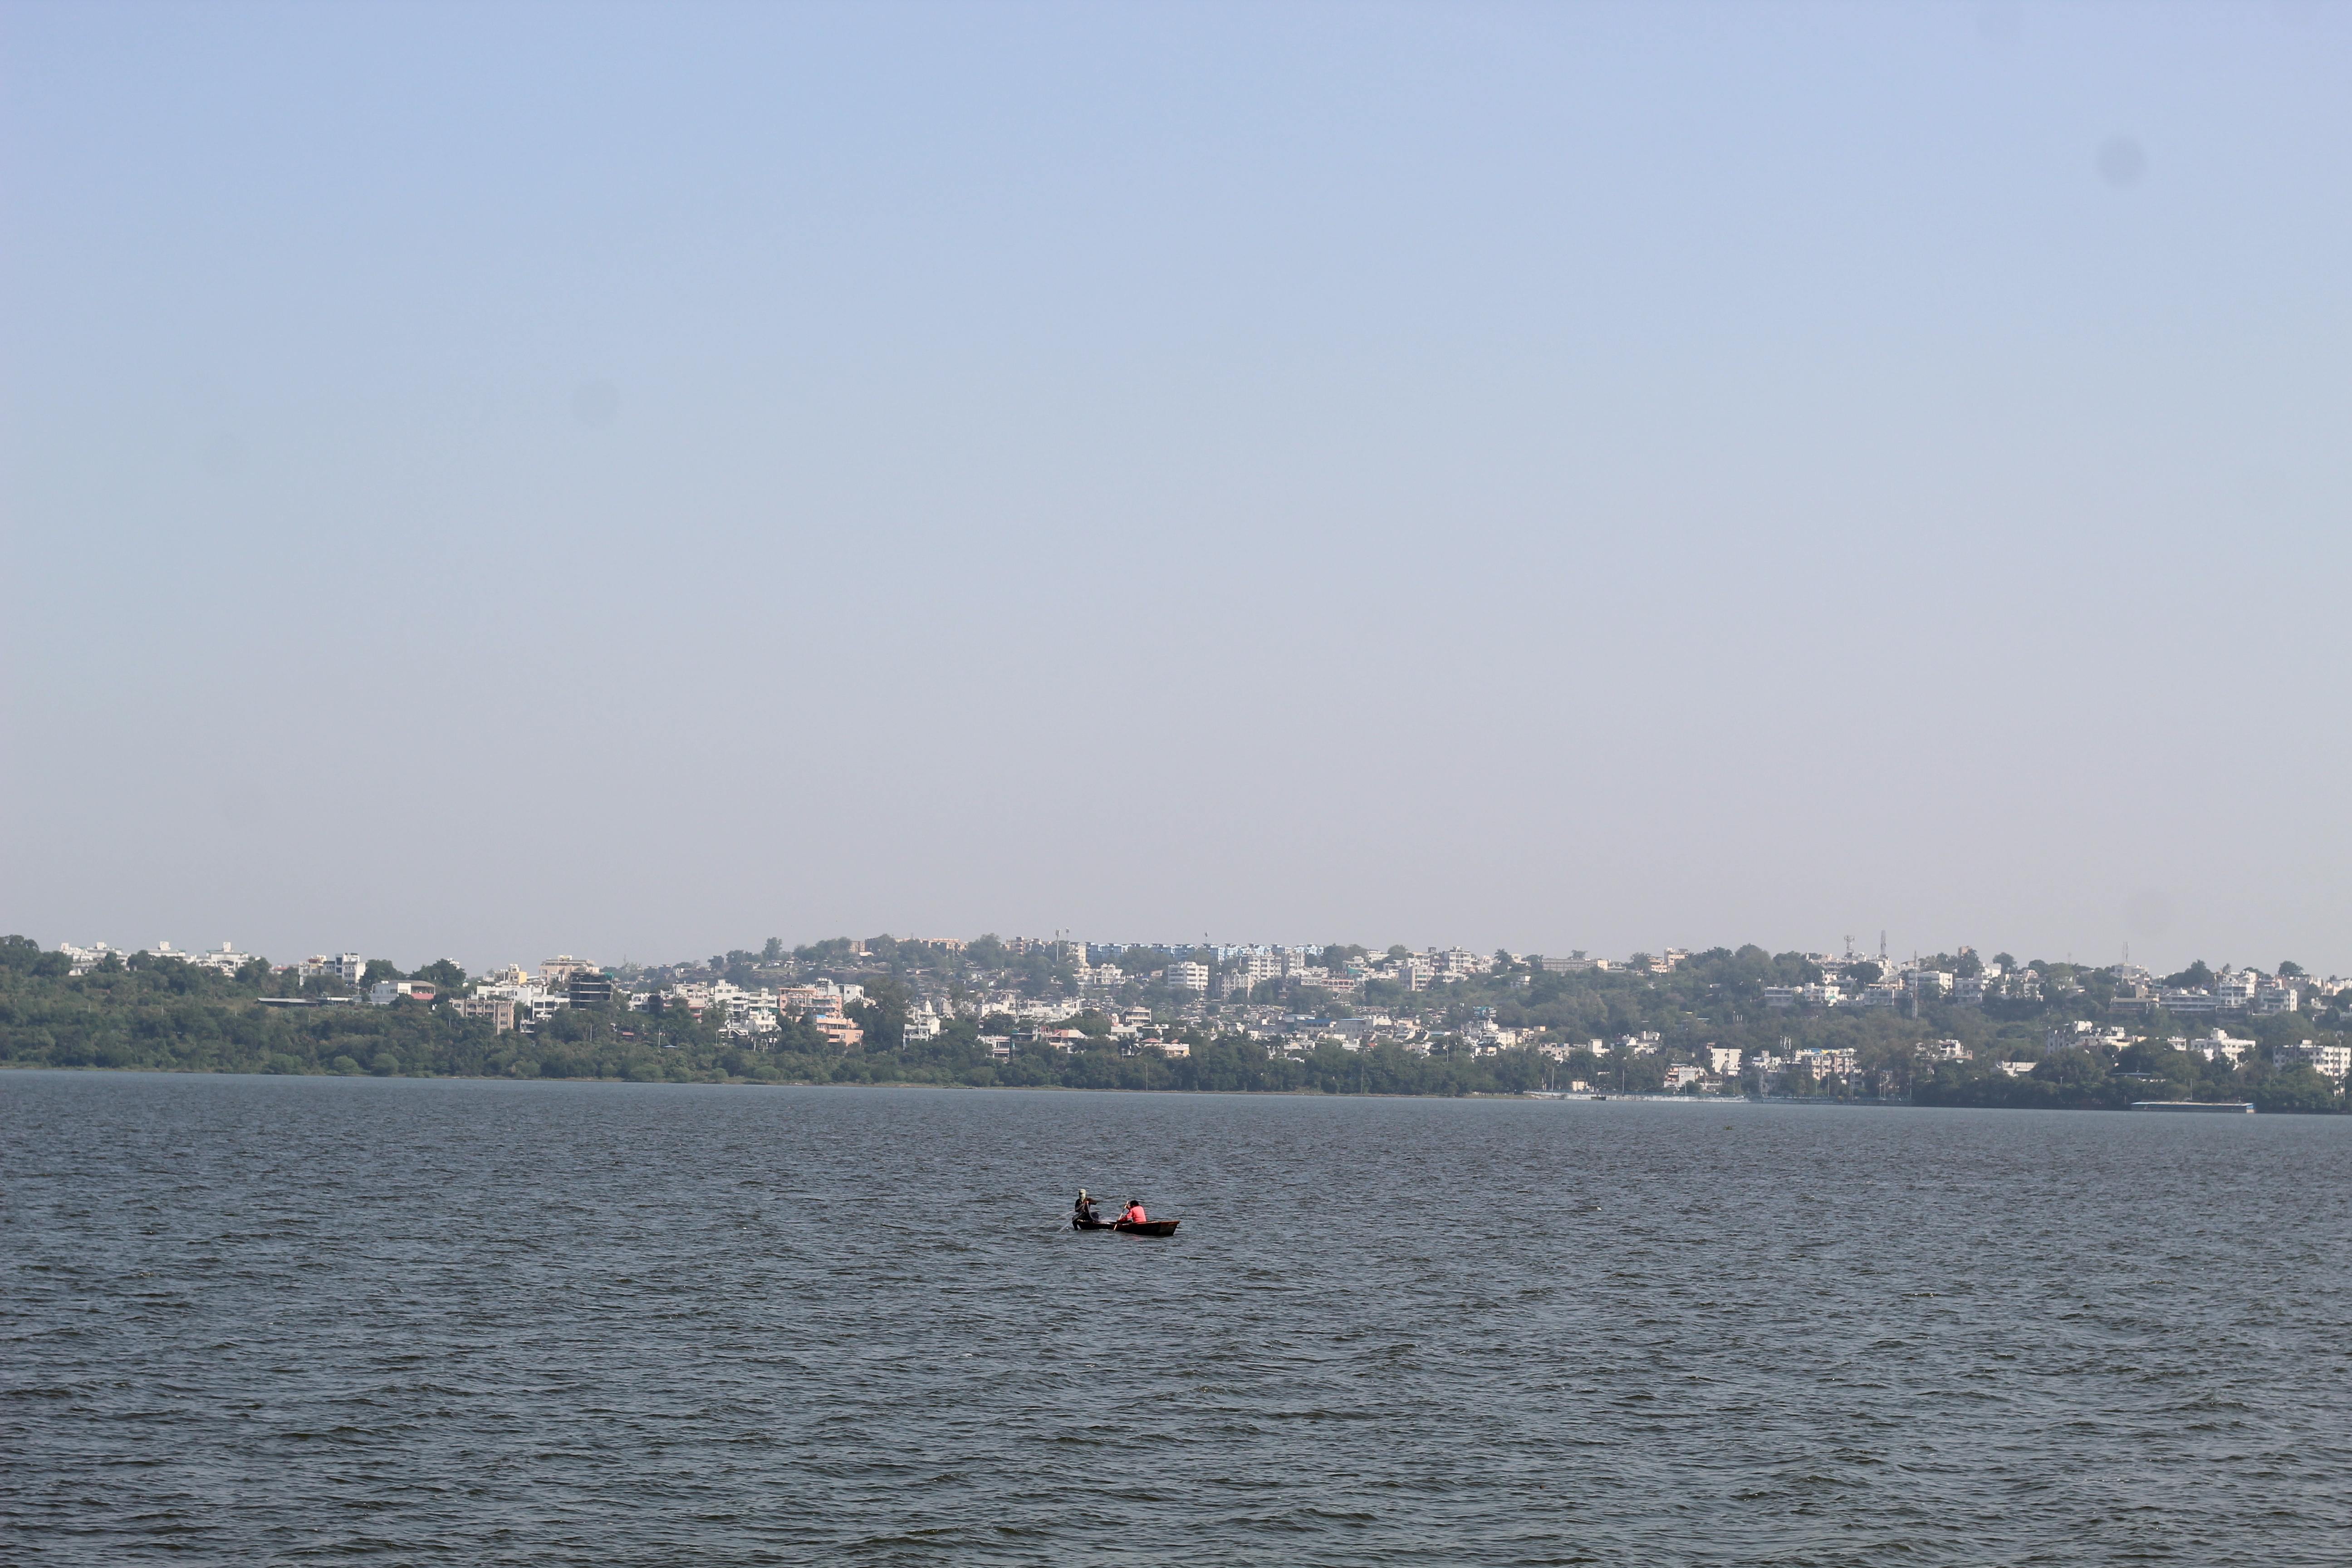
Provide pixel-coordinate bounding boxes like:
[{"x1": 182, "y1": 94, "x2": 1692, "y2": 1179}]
[
  {"x1": 2180, "y1": 1030, "x2": 2254, "y2": 1063},
  {"x1": 187, "y1": 942, "x2": 254, "y2": 975},
  {"x1": 1166, "y1": 961, "x2": 1210, "y2": 993},
  {"x1": 2252, "y1": 982, "x2": 2299, "y2": 1017},
  {"x1": 2274, "y1": 1040, "x2": 2351, "y2": 1082}
]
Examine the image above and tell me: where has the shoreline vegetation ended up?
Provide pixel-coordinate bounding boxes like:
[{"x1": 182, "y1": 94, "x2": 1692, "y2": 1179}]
[{"x1": 2, "y1": 936, "x2": 2343, "y2": 1113}]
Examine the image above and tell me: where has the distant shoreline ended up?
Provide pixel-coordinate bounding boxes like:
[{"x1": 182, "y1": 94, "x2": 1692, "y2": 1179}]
[{"x1": 12, "y1": 1063, "x2": 2335, "y2": 1114}]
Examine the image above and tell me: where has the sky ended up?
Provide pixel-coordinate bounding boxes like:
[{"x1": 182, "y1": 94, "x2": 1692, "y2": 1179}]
[{"x1": 3, "y1": 1, "x2": 2347, "y2": 977}]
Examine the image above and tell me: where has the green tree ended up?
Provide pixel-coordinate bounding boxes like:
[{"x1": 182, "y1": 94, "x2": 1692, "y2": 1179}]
[{"x1": 2253, "y1": 1067, "x2": 2341, "y2": 1115}]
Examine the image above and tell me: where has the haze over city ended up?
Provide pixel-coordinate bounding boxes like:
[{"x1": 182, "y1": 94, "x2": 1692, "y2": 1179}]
[{"x1": 5, "y1": 2, "x2": 2347, "y2": 972}]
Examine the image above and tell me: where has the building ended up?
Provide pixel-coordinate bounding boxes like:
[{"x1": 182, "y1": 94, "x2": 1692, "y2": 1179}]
[
  {"x1": 540, "y1": 955, "x2": 597, "y2": 989},
  {"x1": 1166, "y1": 961, "x2": 1210, "y2": 993},
  {"x1": 2274, "y1": 1040, "x2": 2351, "y2": 1081},
  {"x1": 1662, "y1": 1064, "x2": 1709, "y2": 1090},
  {"x1": 298, "y1": 953, "x2": 366, "y2": 986},
  {"x1": 1906, "y1": 969, "x2": 1953, "y2": 1000},
  {"x1": 1232, "y1": 950, "x2": 1283, "y2": 991},
  {"x1": 568, "y1": 970, "x2": 615, "y2": 1008},
  {"x1": 806, "y1": 1000, "x2": 863, "y2": 1049},
  {"x1": 454, "y1": 996, "x2": 516, "y2": 1033},
  {"x1": 1428, "y1": 947, "x2": 1489, "y2": 980},
  {"x1": 187, "y1": 942, "x2": 254, "y2": 975},
  {"x1": 2181, "y1": 1030, "x2": 2253, "y2": 1063},
  {"x1": 2252, "y1": 982, "x2": 2300, "y2": 1017}
]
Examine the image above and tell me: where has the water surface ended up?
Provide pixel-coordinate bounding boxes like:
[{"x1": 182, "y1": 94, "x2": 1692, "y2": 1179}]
[{"x1": 5, "y1": 1072, "x2": 2348, "y2": 1565}]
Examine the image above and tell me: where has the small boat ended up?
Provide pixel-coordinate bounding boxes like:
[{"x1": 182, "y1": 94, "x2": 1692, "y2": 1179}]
[{"x1": 1075, "y1": 1217, "x2": 1181, "y2": 1236}]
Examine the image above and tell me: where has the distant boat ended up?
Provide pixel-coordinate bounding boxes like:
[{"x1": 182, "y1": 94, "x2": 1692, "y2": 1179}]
[
  {"x1": 1075, "y1": 1217, "x2": 1181, "y2": 1236},
  {"x1": 2129, "y1": 1101, "x2": 2254, "y2": 1114}
]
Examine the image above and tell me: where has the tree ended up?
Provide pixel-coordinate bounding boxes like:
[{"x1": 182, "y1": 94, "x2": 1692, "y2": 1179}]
[
  {"x1": 411, "y1": 958, "x2": 467, "y2": 990},
  {"x1": 2279, "y1": 960, "x2": 2305, "y2": 978},
  {"x1": 763, "y1": 937, "x2": 784, "y2": 962},
  {"x1": 361, "y1": 959, "x2": 402, "y2": 988},
  {"x1": 2254, "y1": 1067, "x2": 2341, "y2": 1115},
  {"x1": 2164, "y1": 960, "x2": 2215, "y2": 990}
]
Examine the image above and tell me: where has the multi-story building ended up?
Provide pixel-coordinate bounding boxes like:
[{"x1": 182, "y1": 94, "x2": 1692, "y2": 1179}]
[
  {"x1": 2212, "y1": 970, "x2": 2259, "y2": 1010},
  {"x1": 2274, "y1": 1040, "x2": 2351, "y2": 1081},
  {"x1": 454, "y1": 996, "x2": 516, "y2": 1033},
  {"x1": 540, "y1": 955, "x2": 597, "y2": 989},
  {"x1": 2180, "y1": 1029, "x2": 2253, "y2": 1063},
  {"x1": 1906, "y1": 969, "x2": 1953, "y2": 1000},
  {"x1": 297, "y1": 953, "x2": 367, "y2": 986},
  {"x1": 1428, "y1": 947, "x2": 1489, "y2": 980},
  {"x1": 1166, "y1": 961, "x2": 1210, "y2": 994},
  {"x1": 2252, "y1": 981, "x2": 2300, "y2": 1017},
  {"x1": 187, "y1": 942, "x2": 253, "y2": 975},
  {"x1": 1232, "y1": 950, "x2": 1283, "y2": 991}
]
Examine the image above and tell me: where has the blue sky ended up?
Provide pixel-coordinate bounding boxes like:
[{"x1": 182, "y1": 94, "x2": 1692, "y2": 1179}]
[{"x1": 4, "y1": 2, "x2": 2347, "y2": 974}]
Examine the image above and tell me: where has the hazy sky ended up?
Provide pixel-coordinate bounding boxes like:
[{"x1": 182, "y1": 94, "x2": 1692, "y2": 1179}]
[{"x1": 4, "y1": 2, "x2": 2347, "y2": 976}]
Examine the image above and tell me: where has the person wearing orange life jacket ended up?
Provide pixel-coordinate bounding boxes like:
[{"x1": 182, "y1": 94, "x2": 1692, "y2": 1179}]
[{"x1": 1120, "y1": 1198, "x2": 1147, "y2": 1225}]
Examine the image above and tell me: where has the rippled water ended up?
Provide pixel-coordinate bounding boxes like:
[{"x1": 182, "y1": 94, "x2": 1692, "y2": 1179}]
[{"x1": 5, "y1": 1071, "x2": 2349, "y2": 1565}]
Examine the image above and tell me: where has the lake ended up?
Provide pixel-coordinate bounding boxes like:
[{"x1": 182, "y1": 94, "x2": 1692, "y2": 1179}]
[{"x1": 5, "y1": 1071, "x2": 2348, "y2": 1565}]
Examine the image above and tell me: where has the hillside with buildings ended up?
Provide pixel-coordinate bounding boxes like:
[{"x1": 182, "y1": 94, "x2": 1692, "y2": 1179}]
[{"x1": 4, "y1": 933, "x2": 2346, "y2": 1112}]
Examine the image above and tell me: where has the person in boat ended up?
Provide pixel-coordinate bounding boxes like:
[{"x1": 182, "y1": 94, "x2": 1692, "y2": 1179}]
[
  {"x1": 1120, "y1": 1198, "x2": 1147, "y2": 1225},
  {"x1": 1073, "y1": 1189, "x2": 1099, "y2": 1225}
]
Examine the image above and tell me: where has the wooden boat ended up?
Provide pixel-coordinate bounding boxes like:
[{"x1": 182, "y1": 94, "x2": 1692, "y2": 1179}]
[{"x1": 1074, "y1": 1217, "x2": 1181, "y2": 1236}]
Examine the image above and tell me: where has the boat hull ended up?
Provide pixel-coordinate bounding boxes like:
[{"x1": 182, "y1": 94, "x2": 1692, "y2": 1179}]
[{"x1": 1074, "y1": 1218, "x2": 1181, "y2": 1236}]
